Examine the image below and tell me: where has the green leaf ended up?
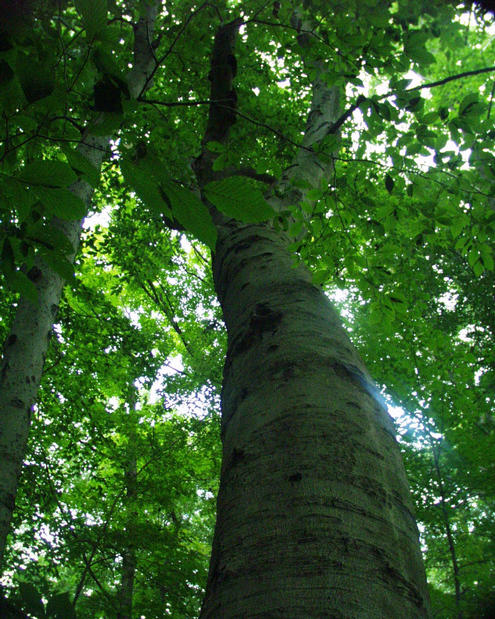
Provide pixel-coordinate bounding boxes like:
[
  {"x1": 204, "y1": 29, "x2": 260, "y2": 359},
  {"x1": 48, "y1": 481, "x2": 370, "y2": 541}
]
[
  {"x1": 28, "y1": 222, "x2": 75, "y2": 254},
  {"x1": 160, "y1": 180, "x2": 217, "y2": 249},
  {"x1": 46, "y1": 592, "x2": 76, "y2": 619},
  {"x1": 204, "y1": 177, "x2": 275, "y2": 223},
  {"x1": 19, "y1": 161, "x2": 78, "y2": 188},
  {"x1": 19, "y1": 582, "x2": 45, "y2": 617},
  {"x1": 472, "y1": 260, "x2": 484, "y2": 277},
  {"x1": 16, "y1": 55, "x2": 55, "y2": 103},
  {"x1": 75, "y1": 0, "x2": 108, "y2": 38},
  {"x1": 40, "y1": 250, "x2": 76, "y2": 282},
  {"x1": 480, "y1": 244, "x2": 494, "y2": 271},
  {"x1": 87, "y1": 112, "x2": 122, "y2": 135},
  {"x1": 35, "y1": 187, "x2": 87, "y2": 220},
  {"x1": 120, "y1": 160, "x2": 172, "y2": 217},
  {"x1": 4, "y1": 269, "x2": 38, "y2": 304},
  {"x1": 63, "y1": 147, "x2": 100, "y2": 187},
  {"x1": 2, "y1": 177, "x2": 37, "y2": 221},
  {"x1": 459, "y1": 93, "x2": 479, "y2": 116},
  {"x1": 312, "y1": 268, "x2": 331, "y2": 285},
  {"x1": 206, "y1": 141, "x2": 226, "y2": 153}
]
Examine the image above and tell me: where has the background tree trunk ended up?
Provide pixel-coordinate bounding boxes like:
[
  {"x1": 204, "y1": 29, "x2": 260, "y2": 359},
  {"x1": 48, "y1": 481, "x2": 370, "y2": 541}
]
[{"x1": 0, "y1": 2, "x2": 161, "y2": 566}]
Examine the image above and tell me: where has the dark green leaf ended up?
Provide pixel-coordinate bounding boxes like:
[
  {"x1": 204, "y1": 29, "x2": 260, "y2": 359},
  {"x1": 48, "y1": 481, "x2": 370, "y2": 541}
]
[
  {"x1": 16, "y1": 55, "x2": 55, "y2": 103},
  {"x1": 40, "y1": 250, "x2": 76, "y2": 282},
  {"x1": 19, "y1": 161, "x2": 78, "y2": 188},
  {"x1": 28, "y1": 222, "x2": 75, "y2": 254},
  {"x1": 35, "y1": 187, "x2": 87, "y2": 220},
  {"x1": 63, "y1": 148, "x2": 100, "y2": 187},
  {"x1": 75, "y1": 0, "x2": 108, "y2": 38}
]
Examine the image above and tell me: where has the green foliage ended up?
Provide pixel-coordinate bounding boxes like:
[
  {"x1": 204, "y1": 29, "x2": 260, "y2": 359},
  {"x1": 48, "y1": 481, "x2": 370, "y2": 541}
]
[{"x1": 1, "y1": 0, "x2": 494, "y2": 616}]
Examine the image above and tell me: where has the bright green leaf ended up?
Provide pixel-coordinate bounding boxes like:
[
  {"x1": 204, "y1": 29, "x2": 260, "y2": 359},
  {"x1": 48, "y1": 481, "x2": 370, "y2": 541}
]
[
  {"x1": 204, "y1": 177, "x2": 275, "y2": 223},
  {"x1": 159, "y1": 179, "x2": 217, "y2": 249},
  {"x1": 120, "y1": 160, "x2": 172, "y2": 217}
]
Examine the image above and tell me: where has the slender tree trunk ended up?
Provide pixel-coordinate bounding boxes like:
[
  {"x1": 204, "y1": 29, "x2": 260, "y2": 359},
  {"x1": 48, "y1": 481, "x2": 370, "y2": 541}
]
[
  {"x1": 432, "y1": 441, "x2": 463, "y2": 619},
  {"x1": 197, "y1": 18, "x2": 431, "y2": 618},
  {"x1": 117, "y1": 403, "x2": 138, "y2": 619},
  {"x1": 0, "y1": 2, "x2": 161, "y2": 566}
]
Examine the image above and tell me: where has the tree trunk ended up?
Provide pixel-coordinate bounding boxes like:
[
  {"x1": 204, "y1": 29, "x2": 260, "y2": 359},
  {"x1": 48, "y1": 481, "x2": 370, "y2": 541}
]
[
  {"x1": 197, "y1": 17, "x2": 431, "y2": 619},
  {"x1": 198, "y1": 220, "x2": 430, "y2": 618},
  {"x1": 117, "y1": 404, "x2": 138, "y2": 619},
  {"x1": 0, "y1": 2, "x2": 160, "y2": 566}
]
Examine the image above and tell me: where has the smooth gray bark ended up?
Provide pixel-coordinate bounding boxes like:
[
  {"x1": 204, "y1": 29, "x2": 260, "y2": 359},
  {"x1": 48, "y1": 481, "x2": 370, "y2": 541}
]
[
  {"x1": 201, "y1": 221, "x2": 430, "y2": 617},
  {"x1": 198, "y1": 17, "x2": 431, "y2": 619},
  {"x1": 0, "y1": 2, "x2": 161, "y2": 566}
]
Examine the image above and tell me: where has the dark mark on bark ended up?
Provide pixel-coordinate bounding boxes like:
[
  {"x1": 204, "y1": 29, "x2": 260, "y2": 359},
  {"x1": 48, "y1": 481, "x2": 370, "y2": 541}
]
[{"x1": 27, "y1": 266, "x2": 42, "y2": 282}]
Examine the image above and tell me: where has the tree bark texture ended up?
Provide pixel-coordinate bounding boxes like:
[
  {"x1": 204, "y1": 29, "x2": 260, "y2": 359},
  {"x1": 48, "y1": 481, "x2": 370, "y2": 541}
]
[
  {"x1": 198, "y1": 16, "x2": 431, "y2": 619},
  {"x1": 0, "y1": 2, "x2": 160, "y2": 566},
  {"x1": 199, "y1": 221, "x2": 430, "y2": 617}
]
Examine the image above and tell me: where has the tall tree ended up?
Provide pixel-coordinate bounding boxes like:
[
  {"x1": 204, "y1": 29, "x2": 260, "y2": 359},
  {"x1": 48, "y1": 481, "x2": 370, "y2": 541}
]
[
  {"x1": 192, "y1": 15, "x2": 431, "y2": 617},
  {"x1": 1, "y1": 0, "x2": 494, "y2": 616},
  {"x1": 0, "y1": 0, "x2": 160, "y2": 563}
]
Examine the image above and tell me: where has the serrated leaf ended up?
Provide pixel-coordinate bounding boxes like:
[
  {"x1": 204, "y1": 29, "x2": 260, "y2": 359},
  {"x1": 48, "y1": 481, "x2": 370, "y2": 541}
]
[
  {"x1": 160, "y1": 181, "x2": 217, "y2": 248},
  {"x1": 204, "y1": 177, "x2": 275, "y2": 223},
  {"x1": 120, "y1": 160, "x2": 171, "y2": 217},
  {"x1": 46, "y1": 592, "x2": 76, "y2": 619},
  {"x1": 28, "y1": 222, "x2": 75, "y2": 254},
  {"x1": 75, "y1": 0, "x2": 108, "y2": 38},
  {"x1": 35, "y1": 187, "x2": 87, "y2": 220},
  {"x1": 480, "y1": 244, "x2": 494, "y2": 270},
  {"x1": 19, "y1": 582, "x2": 45, "y2": 616},
  {"x1": 63, "y1": 147, "x2": 100, "y2": 187},
  {"x1": 40, "y1": 249, "x2": 76, "y2": 282},
  {"x1": 19, "y1": 160, "x2": 78, "y2": 188}
]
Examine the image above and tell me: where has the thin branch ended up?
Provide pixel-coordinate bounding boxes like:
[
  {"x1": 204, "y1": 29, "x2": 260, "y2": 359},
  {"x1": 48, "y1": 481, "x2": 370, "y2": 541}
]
[
  {"x1": 327, "y1": 66, "x2": 495, "y2": 136},
  {"x1": 487, "y1": 79, "x2": 495, "y2": 120},
  {"x1": 406, "y1": 65, "x2": 495, "y2": 93},
  {"x1": 139, "y1": 2, "x2": 216, "y2": 98},
  {"x1": 138, "y1": 97, "x2": 215, "y2": 107}
]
